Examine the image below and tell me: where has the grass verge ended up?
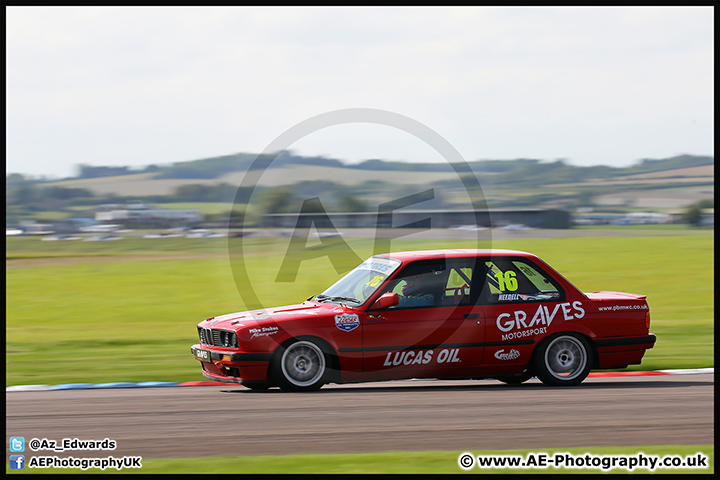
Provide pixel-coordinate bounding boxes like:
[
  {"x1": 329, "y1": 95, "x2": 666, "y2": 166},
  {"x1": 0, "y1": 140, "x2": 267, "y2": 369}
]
[
  {"x1": 6, "y1": 230, "x2": 713, "y2": 386},
  {"x1": 6, "y1": 446, "x2": 713, "y2": 474}
]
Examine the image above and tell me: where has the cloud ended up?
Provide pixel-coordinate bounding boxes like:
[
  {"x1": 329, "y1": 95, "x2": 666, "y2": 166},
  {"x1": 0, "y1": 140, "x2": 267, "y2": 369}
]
[{"x1": 6, "y1": 6, "x2": 714, "y2": 177}]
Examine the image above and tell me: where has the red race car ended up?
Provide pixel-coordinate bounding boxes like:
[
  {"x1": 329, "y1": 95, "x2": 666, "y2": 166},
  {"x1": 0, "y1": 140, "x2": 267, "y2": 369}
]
[{"x1": 191, "y1": 249, "x2": 655, "y2": 391}]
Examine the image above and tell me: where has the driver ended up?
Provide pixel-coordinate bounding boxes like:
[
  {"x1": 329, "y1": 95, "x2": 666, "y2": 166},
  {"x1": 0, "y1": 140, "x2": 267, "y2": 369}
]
[{"x1": 396, "y1": 273, "x2": 435, "y2": 307}]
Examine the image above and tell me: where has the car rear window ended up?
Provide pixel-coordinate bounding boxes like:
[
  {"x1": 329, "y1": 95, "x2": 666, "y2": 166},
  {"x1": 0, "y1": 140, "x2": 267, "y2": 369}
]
[{"x1": 483, "y1": 258, "x2": 563, "y2": 303}]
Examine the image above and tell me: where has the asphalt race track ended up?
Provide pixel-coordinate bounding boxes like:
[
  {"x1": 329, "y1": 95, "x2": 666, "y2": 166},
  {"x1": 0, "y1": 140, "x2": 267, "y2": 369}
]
[{"x1": 6, "y1": 374, "x2": 713, "y2": 460}]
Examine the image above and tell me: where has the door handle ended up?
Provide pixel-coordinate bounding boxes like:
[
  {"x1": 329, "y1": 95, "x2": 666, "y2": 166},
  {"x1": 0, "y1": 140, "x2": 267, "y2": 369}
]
[{"x1": 464, "y1": 313, "x2": 480, "y2": 319}]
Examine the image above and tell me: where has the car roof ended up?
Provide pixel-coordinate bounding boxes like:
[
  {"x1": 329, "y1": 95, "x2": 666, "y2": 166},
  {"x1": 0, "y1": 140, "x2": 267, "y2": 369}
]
[{"x1": 375, "y1": 249, "x2": 537, "y2": 262}]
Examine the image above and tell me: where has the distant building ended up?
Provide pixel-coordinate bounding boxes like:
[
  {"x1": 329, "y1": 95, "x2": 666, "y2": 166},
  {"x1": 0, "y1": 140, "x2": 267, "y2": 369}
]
[
  {"x1": 96, "y1": 207, "x2": 203, "y2": 224},
  {"x1": 574, "y1": 212, "x2": 674, "y2": 225},
  {"x1": 18, "y1": 221, "x2": 54, "y2": 235},
  {"x1": 700, "y1": 209, "x2": 714, "y2": 226},
  {"x1": 621, "y1": 212, "x2": 673, "y2": 224},
  {"x1": 262, "y1": 208, "x2": 571, "y2": 230}
]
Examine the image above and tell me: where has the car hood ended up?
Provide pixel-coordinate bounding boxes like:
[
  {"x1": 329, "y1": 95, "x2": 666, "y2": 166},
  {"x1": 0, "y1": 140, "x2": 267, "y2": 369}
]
[{"x1": 199, "y1": 301, "x2": 350, "y2": 329}]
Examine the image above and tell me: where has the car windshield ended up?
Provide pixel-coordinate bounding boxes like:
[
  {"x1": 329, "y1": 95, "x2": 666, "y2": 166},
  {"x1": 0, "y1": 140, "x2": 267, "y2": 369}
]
[{"x1": 318, "y1": 257, "x2": 402, "y2": 306}]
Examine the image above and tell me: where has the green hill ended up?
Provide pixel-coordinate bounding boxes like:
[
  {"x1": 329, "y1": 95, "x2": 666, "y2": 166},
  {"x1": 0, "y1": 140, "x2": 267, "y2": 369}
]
[{"x1": 7, "y1": 153, "x2": 714, "y2": 219}]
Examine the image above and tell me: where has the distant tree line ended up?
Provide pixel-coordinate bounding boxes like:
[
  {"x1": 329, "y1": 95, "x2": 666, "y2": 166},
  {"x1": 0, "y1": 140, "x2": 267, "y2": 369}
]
[
  {"x1": 9, "y1": 150, "x2": 702, "y2": 187},
  {"x1": 683, "y1": 199, "x2": 714, "y2": 226},
  {"x1": 5, "y1": 154, "x2": 713, "y2": 226},
  {"x1": 64, "y1": 152, "x2": 714, "y2": 186},
  {"x1": 8, "y1": 152, "x2": 714, "y2": 184}
]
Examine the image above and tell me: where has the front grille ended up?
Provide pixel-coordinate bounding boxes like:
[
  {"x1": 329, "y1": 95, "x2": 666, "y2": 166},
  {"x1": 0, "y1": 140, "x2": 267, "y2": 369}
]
[
  {"x1": 198, "y1": 327, "x2": 212, "y2": 345},
  {"x1": 213, "y1": 329, "x2": 238, "y2": 348},
  {"x1": 198, "y1": 327, "x2": 237, "y2": 348}
]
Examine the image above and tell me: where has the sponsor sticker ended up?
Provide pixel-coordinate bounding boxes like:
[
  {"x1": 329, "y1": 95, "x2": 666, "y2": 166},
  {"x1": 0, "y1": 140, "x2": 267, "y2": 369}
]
[
  {"x1": 335, "y1": 313, "x2": 360, "y2": 332},
  {"x1": 496, "y1": 301, "x2": 585, "y2": 333},
  {"x1": 498, "y1": 293, "x2": 520, "y2": 301},
  {"x1": 249, "y1": 326, "x2": 279, "y2": 339},
  {"x1": 367, "y1": 313, "x2": 386, "y2": 323},
  {"x1": 494, "y1": 349, "x2": 521, "y2": 361},
  {"x1": 356, "y1": 259, "x2": 401, "y2": 274},
  {"x1": 383, "y1": 348, "x2": 462, "y2": 366}
]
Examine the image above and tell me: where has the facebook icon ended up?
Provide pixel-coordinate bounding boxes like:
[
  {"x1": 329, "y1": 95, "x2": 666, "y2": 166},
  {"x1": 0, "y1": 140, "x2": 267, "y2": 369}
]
[{"x1": 10, "y1": 455, "x2": 25, "y2": 470}]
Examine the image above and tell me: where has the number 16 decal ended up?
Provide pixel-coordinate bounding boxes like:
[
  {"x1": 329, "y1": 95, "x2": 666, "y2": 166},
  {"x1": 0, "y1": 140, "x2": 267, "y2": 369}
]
[{"x1": 495, "y1": 271, "x2": 518, "y2": 291}]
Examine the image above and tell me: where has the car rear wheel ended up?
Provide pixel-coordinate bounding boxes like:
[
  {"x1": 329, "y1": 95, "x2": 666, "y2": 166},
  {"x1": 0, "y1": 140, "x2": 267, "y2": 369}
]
[
  {"x1": 273, "y1": 339, "x2": 328, "y2": 392},
  {"x1": 534, "y1": 333, "x2": 592, "y2": 386}
]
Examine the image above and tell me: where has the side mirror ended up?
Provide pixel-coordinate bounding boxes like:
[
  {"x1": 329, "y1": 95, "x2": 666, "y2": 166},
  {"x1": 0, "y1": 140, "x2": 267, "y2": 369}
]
[{"x1": 372, "y1": 292, "x2": 399, "y2": 309}]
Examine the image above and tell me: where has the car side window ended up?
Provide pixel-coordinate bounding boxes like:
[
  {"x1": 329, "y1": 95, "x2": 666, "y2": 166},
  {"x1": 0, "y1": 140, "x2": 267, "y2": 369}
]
[
  {"x1": 442, "y1": 264, "x2": 474, "y2": 306},
  {"x1": 377, "y1": 259, "x2": 480, "y2": 309},
  {"x1": 482, "y1": 258, "x2": 564, "y2": 304},
  {"x1": 381, "y1": 262, "x2": 447, "y2": 309}
]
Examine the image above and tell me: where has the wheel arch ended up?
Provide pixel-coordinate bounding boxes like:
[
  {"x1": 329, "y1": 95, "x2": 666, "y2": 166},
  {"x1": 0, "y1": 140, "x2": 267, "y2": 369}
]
[
  {"x1": 532, "y1": 330, "x2": 595, "y2": 386},
  {"x1": 536, "y1": 325, "x2": 599, "y2": 368}
]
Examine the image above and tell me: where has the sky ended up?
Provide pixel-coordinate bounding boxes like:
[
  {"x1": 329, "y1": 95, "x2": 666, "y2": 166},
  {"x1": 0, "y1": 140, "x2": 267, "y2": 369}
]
[{"x1": 6, "y1": 6, "x2": 714, "y2": 179}]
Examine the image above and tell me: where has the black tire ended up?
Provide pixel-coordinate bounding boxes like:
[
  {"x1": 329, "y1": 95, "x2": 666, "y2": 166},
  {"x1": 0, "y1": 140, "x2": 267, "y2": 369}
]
[
  {"x1": 495, "y1": 370, "x2": 533, "y2": 385},
  {"x1": 272, "y1": 339, "x2": 328, "y2": 392},
  {"x1": 534, "y1": 333, "x2": 593, "y2": 386},
  {"x1": 241, "y1": 381, "x2": 271, "y2": 391}
]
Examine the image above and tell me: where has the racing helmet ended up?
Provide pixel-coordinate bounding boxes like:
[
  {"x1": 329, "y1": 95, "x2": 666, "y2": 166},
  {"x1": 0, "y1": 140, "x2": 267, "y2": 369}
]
[{"x1": 401, "y1": 274, "x2": 426, "y2": 295}]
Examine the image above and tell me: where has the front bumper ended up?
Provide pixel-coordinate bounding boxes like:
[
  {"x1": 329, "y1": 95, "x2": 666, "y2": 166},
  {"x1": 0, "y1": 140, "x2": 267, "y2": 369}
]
[{"x1": 190, "y1": 344, "x2": 272, "y2": 383}]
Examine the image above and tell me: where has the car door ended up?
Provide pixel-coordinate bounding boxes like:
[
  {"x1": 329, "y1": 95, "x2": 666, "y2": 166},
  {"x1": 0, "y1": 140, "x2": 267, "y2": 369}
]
[
  {"x1": 478, "y1": 256, "x2": 568, "y2": 371},
  {"x1": 361, "y1": 258, "x2": 485, "y2": 380}
]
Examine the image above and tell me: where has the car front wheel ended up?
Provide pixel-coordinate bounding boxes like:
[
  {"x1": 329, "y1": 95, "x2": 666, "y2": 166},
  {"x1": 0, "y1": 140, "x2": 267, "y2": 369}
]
[
  {"x1": 241, "y1": 381, "x2": 271, "y2": 391},
  {"x1": 273, "y1": 339, "x2": 328, "y2": 392},
  {"x1": 534, "y1": 333, "x2": 592, "y2": 386}
]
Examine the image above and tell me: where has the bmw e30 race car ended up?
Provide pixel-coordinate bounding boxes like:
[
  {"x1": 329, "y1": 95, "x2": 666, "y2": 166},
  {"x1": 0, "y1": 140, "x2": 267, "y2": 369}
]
[{"x1": 190, "y1": 249, "x2": 655, "y2": 391}]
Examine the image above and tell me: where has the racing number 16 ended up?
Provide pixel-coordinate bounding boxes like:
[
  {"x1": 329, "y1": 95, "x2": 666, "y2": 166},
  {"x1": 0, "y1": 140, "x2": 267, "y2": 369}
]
[{"x1": 495, "y1": 271, "x2": 518, "y2": 291}]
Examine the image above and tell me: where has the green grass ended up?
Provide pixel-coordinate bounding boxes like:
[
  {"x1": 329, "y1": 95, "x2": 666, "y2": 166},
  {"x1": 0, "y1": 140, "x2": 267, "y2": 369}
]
[
  {"x1": 5, "y1": 235, "x2": 229, "y2": 259},
  {"x1": 4, "y1": 230, "x2": 715, "y2": 474},
  {"x1": 5, "y1": 230, "x2": 714, "y2": 386},
  {"x1": 6, "y1": 446, "x2": 713, "y2": 474}
]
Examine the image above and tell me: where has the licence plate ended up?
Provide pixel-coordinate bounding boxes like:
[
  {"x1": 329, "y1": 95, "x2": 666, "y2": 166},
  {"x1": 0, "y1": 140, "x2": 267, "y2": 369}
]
[{"x1": 193, "y1": 347, "x2": 212, "y2": 362}]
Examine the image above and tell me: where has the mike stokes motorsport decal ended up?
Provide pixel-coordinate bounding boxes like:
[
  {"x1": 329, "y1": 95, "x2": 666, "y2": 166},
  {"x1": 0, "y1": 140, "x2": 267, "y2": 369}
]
[
  {"x1": 335, "y1": 313, "x2": 360, "y2": 332},
  {"x1": 496, "y1": 301, "x2": 585, "y2": 341}
]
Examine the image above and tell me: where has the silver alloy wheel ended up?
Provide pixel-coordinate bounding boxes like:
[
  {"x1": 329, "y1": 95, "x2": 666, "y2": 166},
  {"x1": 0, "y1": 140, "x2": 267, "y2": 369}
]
[
  {"x1": 543, "y1": 335, "x2": 587, "y2": 381},
  {"x1": 280, "y1": 340, "x2": 326, "y2": 388}
]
